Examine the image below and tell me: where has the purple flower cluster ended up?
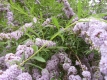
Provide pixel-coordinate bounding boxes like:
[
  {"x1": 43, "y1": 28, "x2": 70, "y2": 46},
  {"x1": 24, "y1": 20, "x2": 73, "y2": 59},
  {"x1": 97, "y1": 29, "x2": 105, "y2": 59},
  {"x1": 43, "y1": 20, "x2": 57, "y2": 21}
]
[
  {"x1": 0, "y1": 51, "x2": 103, "y2": 80},
  {"x1": 5, "y1": 53, "x2": 21, "y2": 68},
  {"x1": 0, "y1": 3, "x2": 14, "y2": 26},
  {"x1": 35, "y1": 38, "x2": 56, "y2": 47},
  {"x1": 32, "y1": 52, "x2": 86, "y2": 80},
  {"x1": 15, "y1": 45, "x2": 34, "y2": 59},
  {"x1": 42, "y1": 18, "x2": 51, "y2": 26},
  {"x1": 25, "y1": 38, "x2": 56, "y2": 48},
  {"x1": 0, "y1": 62, "x2": 33, "y2": 80},
  {"x1": 31, "y1": 52, "x2": 96, "y2": 79},
  {"x1": 62, "y1": 0, "x2": 75, "y2": 19},
  {"x1": 68, "y1": 75, "x2": 81, "y2": 80},
  {"x1": 32, "y1": 68, "x2": 41, "y2": 80},
  {"x1": 0, "y1": 64, "x2": 22, "y2": 80},
  {"x1": 0, "y1": 56, "x2": 6, "y2": 70},
  {"x1": 0, "y1": 3, "x2": 9, "y2": 11},
  {"x1": 0, "y1": 37, "x2": 56, "y2": 80},
  {"x1": 73, "y1": 17, "x2": 107, "y2": 79},
  {"x1": 6, "y1": 9, "x2": 14, "y2": 26},
  {"x1": 60, "y1": 53, "x2": 82, "y2": 80},
  {"x1": 31, "y1": 53, "x2": 61, "y2": 80},
  {"x1": 0, "y1": 14, "x2": 37, "y2": 40},
  {"x1": 57, "y1": 0, "x2": 78, "y2": 22},
  {"x1": 16, "y1": 72, "x2": 32, "y2": 80},
  {"x1": 0, "y1": 22, "x2": 33, "y2": 40}
]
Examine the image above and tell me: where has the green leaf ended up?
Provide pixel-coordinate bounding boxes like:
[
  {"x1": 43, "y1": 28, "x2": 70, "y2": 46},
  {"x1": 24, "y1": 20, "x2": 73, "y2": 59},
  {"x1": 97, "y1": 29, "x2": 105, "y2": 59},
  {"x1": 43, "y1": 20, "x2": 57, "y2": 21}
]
[
  {"x1": 26, "y1": 63, "x2": 43, "y2": 70},
  {"x1": 20, "y1": 66, "x2": 25, "y2": 71},
  {"x1": 24, "y1": 29, "x2": 32, "y2": 39},
  {"x1": 58, "y1": 34, "x2": 64, "y2": 43},
  {"x1": 10, "y1": 0, "x2": 28, "y2": 16},
  {"x1": 21, "y1": 53, "x2": 26, "y2": 61},
  {"x1": 50, "y1": 30, "x2": 62, "y2": 40},
  {"x1": 0, "y1": 42, "x2": 6, "y2": 46},
  {"x1": 32, "y1": 45, "x2": 38, "y2": 52},
  {"x1": 52, "y1": 17, "x2": 60, "y2": 29},
  {"x1": 29, "y1": 1, "x2": 35, "y2": 14},
  {"x1": 28, "y1": 28, "x2": 40, "y2": 37},
  {"x1": 77, "y1": 0, "x2": 82, "y2": 18},
  {"x1": 32, "y1": 56, "x2": 46, "y2": 62}
]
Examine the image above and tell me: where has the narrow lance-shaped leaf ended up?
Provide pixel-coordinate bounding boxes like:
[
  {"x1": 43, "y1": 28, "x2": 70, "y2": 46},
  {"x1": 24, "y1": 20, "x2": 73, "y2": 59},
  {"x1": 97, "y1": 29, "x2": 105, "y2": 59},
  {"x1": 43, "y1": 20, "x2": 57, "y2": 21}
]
[
  {"x1": 32, "y1": 56, "x2": 46, "y2": 62},
  {"x1": 32, "y1": 45, "x2": 38, "y2": 52}
]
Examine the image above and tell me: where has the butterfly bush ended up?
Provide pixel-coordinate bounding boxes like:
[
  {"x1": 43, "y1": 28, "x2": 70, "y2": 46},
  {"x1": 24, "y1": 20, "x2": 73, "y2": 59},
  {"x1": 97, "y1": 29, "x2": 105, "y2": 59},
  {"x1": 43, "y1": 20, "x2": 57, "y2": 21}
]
[
  {"x1": 82, "y1": 71, "x2": 91, "y2": 80},
  {"x1": 68, "y1": 66, "x2": 77, "y2": 75},
  {"x1": 35, "y1": 38, "x2": 56, "y2": 47},
  {"x1": 0, "y1": 22, "x2": 33, "y2": 40},
  {"x1": 57, "y1": 0, "x2": 78, "y2": 22},
  {"x1": 93, "y1": 70, "x2": 103, "y2": 80},
  {"x1": 68, "y1": 75, "x2": 81, "y2": 80},
  {"x1": 0, "y1": 48, "x2": 99, "y2": 79},
  {"x1": 5, "y1": 53, "x2": 21, "y2": 68},
  {"x1": 25, "y1": 39, "x2": 35, "y2": 47},
  {"x1": 32, "y1": 52, "x2": 95, "y2": 80},
  {"x1": 0, "y1": 0, "x2": 107, "y2": 80},
  {"x1": 0, "y1": 3, "x2": 14, "y2": 26},
  {"x1": 62, "y1": 0, "x2": 75, "y2": 19},
  {"x1": 0, "y1": 64, "x2": 22, "y2": 80},
  {"x1": 15, "y1": 45, "x2": 34, "y2": 59},
  {"x1": 63, "y1": 63, "x2": 71, "y2": 71},
  {"x1": 73, "y1": 17, "x2": 107, "y2": 78},
  {"x1": 32, "y1": 52, "x2": 64, "y2": 80},
  {"x1": 3, "y1": 37, "x2": 56, "y2": 67},
  {"x1": 42, "y1": 18, "x2": 51, "y2": 26},
  {"x1": 0, "y1": 16, "x2": 37, "y2": 41},
  {"x1": 32, "y1": 68, "x2": 41, "y2": 80},
  {"x1": 0, "y1": 14, "x2": 40, "y2": 80},
  {"x1": 6, "y1": 9, "x2": 14, "y2": 26},
  {"x1": 0, "y1": 3, "x2": 7, "y2": 11},
  {"x1": 0, "y1": 56, "x2": 6, "y2": 70},
  {"x1": 16, "y1": 72, "x2": 32, "y2": 80},
  {"x1": 0, "y1": 54, "x2": 32, "y2": 80}
]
